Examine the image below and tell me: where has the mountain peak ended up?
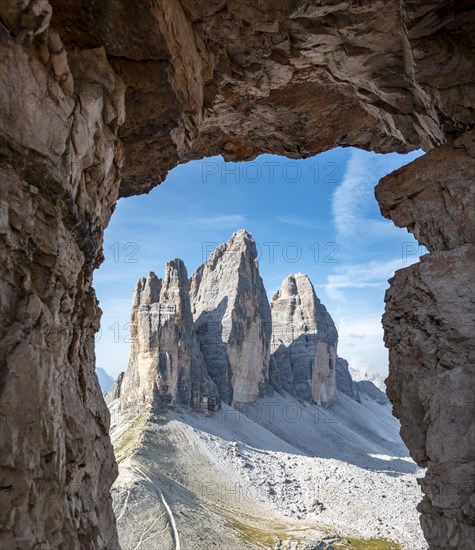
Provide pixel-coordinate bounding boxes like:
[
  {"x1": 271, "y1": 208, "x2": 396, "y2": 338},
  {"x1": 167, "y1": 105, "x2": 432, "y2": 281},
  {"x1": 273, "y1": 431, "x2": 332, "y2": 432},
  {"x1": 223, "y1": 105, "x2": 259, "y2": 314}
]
[
  {"x1": 277, "y1": 273, "x2": 314, "y2": 298},
  {"x1": 230, "y1": 228, "x2": 253, "y2": 241},
  {"x1": 190, "y1": 230, "x2": 271, "y2": 406},
  {"x1": 206, "y1": 229, "x2": 257, "y2": 266},
  {"x1": 164, "y1": 258, "x2": 188, "y2": 286},
  {"x1": 117, "y1": 259, "x2": 219, "y2": 412},
  {"x1": 270, "y1": 273, "x2": 337, "y2": 403},
  {"x1": 132, "y1": 271, "x2": 161, "y2": 306}
]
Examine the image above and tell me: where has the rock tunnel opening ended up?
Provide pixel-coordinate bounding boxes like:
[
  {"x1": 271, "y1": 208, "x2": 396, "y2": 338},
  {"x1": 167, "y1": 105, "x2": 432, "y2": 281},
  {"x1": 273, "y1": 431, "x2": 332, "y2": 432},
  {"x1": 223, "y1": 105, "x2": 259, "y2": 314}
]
[
  {"x1": 96, "y1": 150, "x2": 425, "y2": 387},
  {"x1": 1, "y1": 1, "x2": 473, "y2": 548},
  {"x1": 95, "y1": 149, "x2": 428, "y2": 548}
]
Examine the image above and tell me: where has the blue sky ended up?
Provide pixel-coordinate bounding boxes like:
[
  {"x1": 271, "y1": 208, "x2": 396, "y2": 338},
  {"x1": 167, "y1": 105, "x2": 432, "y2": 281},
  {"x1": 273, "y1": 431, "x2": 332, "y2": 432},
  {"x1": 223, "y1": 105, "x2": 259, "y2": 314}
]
[{"x1": 94, "y1": 147, "x2": 424, "y2": 379}]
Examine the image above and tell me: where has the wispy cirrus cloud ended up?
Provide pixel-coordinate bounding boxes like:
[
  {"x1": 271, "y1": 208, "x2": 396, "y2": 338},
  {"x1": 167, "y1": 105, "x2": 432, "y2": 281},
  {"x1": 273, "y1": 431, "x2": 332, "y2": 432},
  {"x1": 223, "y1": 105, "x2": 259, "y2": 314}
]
[
  {"x1": 331, "y1": 149, "x2": 422, "y2": 245},
  {"x1": 275, "y1": 215, "x2": 322, "y2": 229},
  {"x1": 320, "y1": 257, "x2": 418, "y2": 301}
]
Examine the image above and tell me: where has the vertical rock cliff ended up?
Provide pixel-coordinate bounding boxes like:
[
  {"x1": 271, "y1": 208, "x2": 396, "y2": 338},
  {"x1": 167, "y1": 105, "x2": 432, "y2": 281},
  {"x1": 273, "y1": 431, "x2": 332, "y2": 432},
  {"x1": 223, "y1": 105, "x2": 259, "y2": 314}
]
[
  {"x1": 0, "y1": 5, "x2": 125, "y2": 547},
  {"x1": 190, "y1": 230, "x2": 272, "y2": 406},
  {"x1": 270, "y1": 274, "x2": 338, "y2": 404},
  {"x1": 375, "y1": 131, "x2": 475, "y2": 548},
  {"x1": 117, "y1": 237, "x2": 341, "y2": 413},
  {"x1": 117, "y1": 261, "x2": 219, "y2": 413},
  {"x1": 335, "y1": 357, "x2": 360, "y2": 402}
]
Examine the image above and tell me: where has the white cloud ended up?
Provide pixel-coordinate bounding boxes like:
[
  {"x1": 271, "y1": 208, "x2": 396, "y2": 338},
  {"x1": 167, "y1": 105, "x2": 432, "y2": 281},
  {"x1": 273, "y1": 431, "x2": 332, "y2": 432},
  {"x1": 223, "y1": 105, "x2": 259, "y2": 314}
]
[
  {"x1": 331, "y1": 149, "x2": 420, "y2": 245},
  {"x1": 321, "y1": 257, "x2": 418, "y2": 301},
  {"x1": 325, "y1": 149, "x2": 424, "y2": 373},
  {"x1": 335, "y1": 314, "x2": 389, "y2": 375}
]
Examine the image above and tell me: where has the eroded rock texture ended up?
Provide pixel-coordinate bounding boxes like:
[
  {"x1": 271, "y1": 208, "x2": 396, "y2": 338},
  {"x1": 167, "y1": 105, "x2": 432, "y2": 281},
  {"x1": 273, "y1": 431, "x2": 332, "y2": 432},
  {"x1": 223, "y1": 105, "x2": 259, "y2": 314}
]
[
  {"x1": 45, "y1": 0, "x2": 475, "y2": 197},
  {"x1": 190, "y1": 230, "x2": 271, "y2": 406},
  {"x1": 270, "y1": 274, "x2": 338, "y2": 404},
  {"x1": 117, "y1": 262, "x2": 220, "y2": 413},
  {"x1": 0, "y1": 0, "x2": 474, "y2": 547},
  {"x1": 335, "y1": 357, "x2": 360, "y2": 402},
  {"x1": 376, "y1": 134, "x2": 475, "y2": 549},
  {"x1": 0, "y1": 3, "x2": 124, "y2": 548}
]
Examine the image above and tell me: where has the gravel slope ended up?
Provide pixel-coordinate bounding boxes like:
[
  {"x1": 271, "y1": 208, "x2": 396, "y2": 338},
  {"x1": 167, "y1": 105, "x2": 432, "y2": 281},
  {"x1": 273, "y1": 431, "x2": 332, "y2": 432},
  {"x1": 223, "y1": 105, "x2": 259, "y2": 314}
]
[{"x1": 109, "y1": 391, "x2": 427, "y2": 549}]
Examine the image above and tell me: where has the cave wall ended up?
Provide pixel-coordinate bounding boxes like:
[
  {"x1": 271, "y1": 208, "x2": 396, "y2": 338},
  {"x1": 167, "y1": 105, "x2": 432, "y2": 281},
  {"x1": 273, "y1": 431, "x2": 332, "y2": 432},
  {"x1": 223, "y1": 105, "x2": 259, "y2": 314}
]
[
  {"x1": 0, "y1": 1, "x2": 473, "y2": 548},
  {"x1": 0, "y1": 5, "x2": 125, "y2": 547},
  {"x1": 375, "y1": 132, "x2": 475, "y2": 548}
]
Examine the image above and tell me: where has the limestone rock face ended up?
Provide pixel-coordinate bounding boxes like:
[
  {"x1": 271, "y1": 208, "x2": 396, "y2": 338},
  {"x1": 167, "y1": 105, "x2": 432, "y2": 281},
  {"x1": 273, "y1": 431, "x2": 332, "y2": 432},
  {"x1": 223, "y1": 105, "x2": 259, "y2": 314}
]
[
  {"x1": 48, "y1": 0, "x2": 475, "y2": 196},
  {"x1": 270, "y1": 274, "x2": 337, "y2": 404},
  {"x1": 382, "y1": 245, "x2": 475, "y2": 548},
  {"x1": 106, "y1": 372, "x2": 124, "y2": 405},
  {"x1": 375, "y1": 132, "x2": 475, "y2": 548},
  {"x1": 190, "y1": 230, "x2": 271, "y2": 406},
  {"x1": 335, "y1": 358, "x2": 360, "y2": 402},
  {"x1": 118, "y1": 262, "x2": 219, "y2": 413},
  {"x1": 0, "y1": 5, "x2": 124, "y2": 547},
  {"x1": 376, "y1": 131, "x2": 475, "y2": 252}
]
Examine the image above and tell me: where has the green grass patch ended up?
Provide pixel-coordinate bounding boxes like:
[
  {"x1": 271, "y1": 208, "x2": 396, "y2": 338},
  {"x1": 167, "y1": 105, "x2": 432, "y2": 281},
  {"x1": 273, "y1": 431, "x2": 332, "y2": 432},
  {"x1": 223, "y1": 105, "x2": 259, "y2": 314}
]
[
  {"x1": 224, "y1": 515, "x2": 402, "y2": 549},
  {"x1": 113, "y1": 413, "x2": 148, "y2": 463}
]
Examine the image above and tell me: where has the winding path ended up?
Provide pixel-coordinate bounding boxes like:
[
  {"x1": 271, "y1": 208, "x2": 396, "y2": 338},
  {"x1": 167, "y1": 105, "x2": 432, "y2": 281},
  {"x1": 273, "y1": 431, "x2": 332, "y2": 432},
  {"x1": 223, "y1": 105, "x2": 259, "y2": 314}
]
[{"x1": 132, "y1": 464, "x2": 182, "y2": 550}]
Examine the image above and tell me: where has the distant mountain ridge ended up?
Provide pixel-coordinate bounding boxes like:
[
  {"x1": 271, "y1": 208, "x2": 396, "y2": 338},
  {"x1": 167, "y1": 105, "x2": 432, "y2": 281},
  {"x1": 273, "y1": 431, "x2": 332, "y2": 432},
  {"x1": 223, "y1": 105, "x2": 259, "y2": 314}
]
[
  {"x1": 349, "y1": 366, "x2": 387, "y2": 392},
  {"x1": 96, "y1": 367, "x2": 114, "y2": 394}
]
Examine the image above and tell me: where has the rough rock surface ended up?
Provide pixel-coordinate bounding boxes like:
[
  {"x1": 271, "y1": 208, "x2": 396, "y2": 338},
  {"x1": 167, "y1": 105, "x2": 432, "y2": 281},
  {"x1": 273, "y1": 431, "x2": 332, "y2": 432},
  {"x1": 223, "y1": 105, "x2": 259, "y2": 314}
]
[
  {"x1": 49, "y1": 0, "x2": 475, "y2": 196},
  {"x1": 335, "y1": 357, "x2": 360, "y2": 402},
  {"x1": 381, "y1": 246, "x2": 475, "y2": 549},
  {"x1": 0, "y1": 0, "x2": 474, "y2": 547},
  {"x1": 106, "y1": 372, "x2": 124, "y2": 406},
  {"x1": 0, "y1": 4, "x2": 124, "y2": 547},
  {"x1": 117, "y1": 262, "x2": 219, "y2": 413},
  {"x1": 190, "y1": 230, "x2": 271, "y2": 406},
  {"x1": 376, "y1": 131, "x2": 475, "y2": 252},
  {"x1": 376, "y1": 132, "x2": 475, "y2": 549},
  {"x1": 270, "y1": 274, "x2": 337, "y2": 404}
]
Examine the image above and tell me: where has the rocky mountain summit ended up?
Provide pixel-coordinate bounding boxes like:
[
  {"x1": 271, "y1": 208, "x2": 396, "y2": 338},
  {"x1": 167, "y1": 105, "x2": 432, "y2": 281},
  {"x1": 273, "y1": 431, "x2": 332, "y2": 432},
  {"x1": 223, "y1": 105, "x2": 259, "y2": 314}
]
[
  {"x1": 116, "y1": 260, "x2": 220, "y2": 413},
  {"x1": 101, "y1": 231, "x2": 403, "y2": 550},
  {"x1": 270, "y1": 273, "x2": 338, "y2": 404},
  {"x1": 190, "y1": 229, "x2": 271, "y2": 406},
  {"x1": 111, "y1": 231, "x2": 367, "y2": 414}
]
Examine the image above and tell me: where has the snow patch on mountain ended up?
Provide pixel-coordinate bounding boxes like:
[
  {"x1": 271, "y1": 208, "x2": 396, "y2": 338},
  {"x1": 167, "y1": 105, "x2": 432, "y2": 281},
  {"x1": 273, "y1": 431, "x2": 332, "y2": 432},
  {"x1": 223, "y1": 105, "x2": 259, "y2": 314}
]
[{"x1": 349, "y1": 366, "x2": 387, "y2": 392}]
